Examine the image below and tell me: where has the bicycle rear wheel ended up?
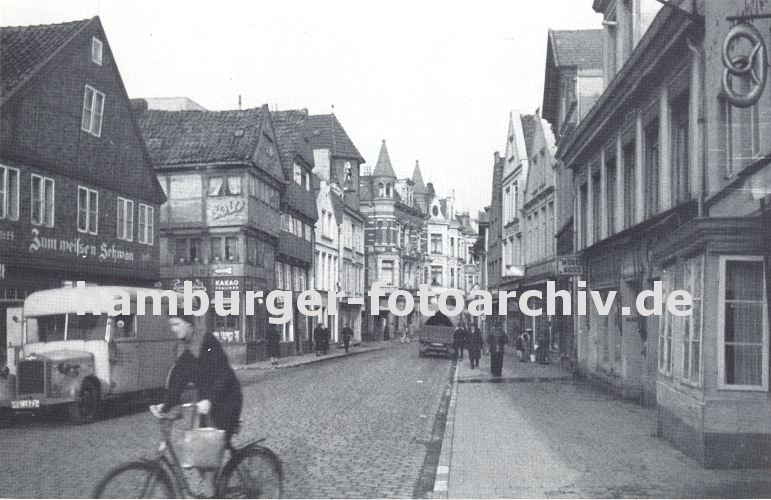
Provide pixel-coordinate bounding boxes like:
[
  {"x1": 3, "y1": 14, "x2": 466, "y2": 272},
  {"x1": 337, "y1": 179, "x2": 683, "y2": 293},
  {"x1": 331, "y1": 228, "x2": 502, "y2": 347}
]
[
  {"x1": 92, "y1": 461, "x2": 175, "y2": 498},
  {"x1": 218, "y1": 445, "x2": 283, "y2": 498}
]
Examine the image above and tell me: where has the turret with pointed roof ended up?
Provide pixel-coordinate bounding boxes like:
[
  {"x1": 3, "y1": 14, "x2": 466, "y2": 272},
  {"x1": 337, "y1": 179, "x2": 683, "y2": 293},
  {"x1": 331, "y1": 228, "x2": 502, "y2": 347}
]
[
  {"x1": 372, "y1": 139, "x2": 397, "y2": 179},
  {"x1": 411, "y1": 160, "x2": 430, "y2": 211}
]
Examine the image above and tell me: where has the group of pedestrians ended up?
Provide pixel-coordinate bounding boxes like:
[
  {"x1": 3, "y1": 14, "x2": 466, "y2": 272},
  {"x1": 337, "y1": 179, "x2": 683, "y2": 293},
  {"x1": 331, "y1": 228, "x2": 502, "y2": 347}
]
[
  {"x1": 453, "y1": 318, "x2": 545, "y2": 377},
  {"x1": 452, "y1": 322, "x2": 484, "y2": 369},
  {"x1": 314, "y1": 322, "x2": 356, "y2": 355}
]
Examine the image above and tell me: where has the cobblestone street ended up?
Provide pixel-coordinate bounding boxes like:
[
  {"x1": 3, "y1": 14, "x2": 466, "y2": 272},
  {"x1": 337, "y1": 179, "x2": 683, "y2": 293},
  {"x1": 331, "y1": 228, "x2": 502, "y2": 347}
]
[{"x1": 0, "y1": 344, "x2": 451, "y2": 498}]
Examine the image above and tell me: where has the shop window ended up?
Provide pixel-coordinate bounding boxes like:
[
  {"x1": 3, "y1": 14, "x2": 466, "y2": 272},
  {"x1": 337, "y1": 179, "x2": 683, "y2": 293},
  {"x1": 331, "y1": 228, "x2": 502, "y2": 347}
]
[
  {"x1": 681, "y1": 256, "x2": 703, "y2": 385},
  {"x1": 0, "y1": 165, "x2": 19, "y2": 221},
  {"x1": 81, "y1": 85, "x2": 105, "y2": 137},
  {"x1": 77, "y1": 186, "x2": 98, "y2": 234},
  {"x1": 117, "y1": 197, "x2": 133, "y2": 241},
  {"x1": 31, "y1": 174, "x2": 55, "y2": 227},
  {"x1": 718, "y1": 257, "x2": 769, "y2": 390},
  {"x1": 213, "y1": 306, "x2": 240, "y2": 343}
]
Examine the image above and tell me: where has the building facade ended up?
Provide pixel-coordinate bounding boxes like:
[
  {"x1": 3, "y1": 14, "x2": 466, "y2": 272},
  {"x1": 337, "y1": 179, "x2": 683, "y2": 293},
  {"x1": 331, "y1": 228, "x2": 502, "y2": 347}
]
[
  {"x1": 0, "y1": 18, "x2": 165, "y2": 360},
  {"x1": 360, "y1": 141, "x2": 428, "y2": 339},
  {"x1": 136, "y1": 104, "x2": 284, "y2": 364},
  {"x1": 272, "y1": 109, "x2": 318, "y2": 354},
  {"x1": 306, "y1": 114, "x2": 366, "y2": 341},
  {"x1": 558, "y1": 0, "x2": 771, "y2": 467}
]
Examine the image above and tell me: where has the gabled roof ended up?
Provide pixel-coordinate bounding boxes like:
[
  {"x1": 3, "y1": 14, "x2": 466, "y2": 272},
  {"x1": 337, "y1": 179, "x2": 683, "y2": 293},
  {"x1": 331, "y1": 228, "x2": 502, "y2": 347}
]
[
  {"x1": 136, "y1": 106, "x2": 284, "y2": 183},
  {"x1": 372, "y1": 140, "x2": 397, "y2": 178},
  {"x1": 520, "y1": 114, "x2": 539, "y2": 160},
  {"x1": 547, "y1": 29, "x2": 604, "y2": 70},
  {"x1": 271, "y1": 109, "x2": 314, "y2": 171},
  {"x1": 412, "y1": 160, "x2": 426, "y2": 194},
  {"x1": 307, "y1": 114, "x2": 365, "y2": 163},
  {"x1": 0, "y1": 17, "x2": 92, "y2": 104}
]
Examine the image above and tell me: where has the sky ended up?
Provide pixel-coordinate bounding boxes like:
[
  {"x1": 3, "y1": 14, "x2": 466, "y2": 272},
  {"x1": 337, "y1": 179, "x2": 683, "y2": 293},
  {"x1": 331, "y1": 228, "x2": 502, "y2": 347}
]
[{"x1": 1, "y1": 0, "x2": 602, "y2": 216}]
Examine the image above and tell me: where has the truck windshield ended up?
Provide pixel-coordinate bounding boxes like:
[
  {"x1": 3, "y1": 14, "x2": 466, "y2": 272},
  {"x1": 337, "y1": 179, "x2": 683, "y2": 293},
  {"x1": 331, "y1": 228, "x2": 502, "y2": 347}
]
[{"x1": 26, "y1": 314, "x2": 108, "y2": 343}]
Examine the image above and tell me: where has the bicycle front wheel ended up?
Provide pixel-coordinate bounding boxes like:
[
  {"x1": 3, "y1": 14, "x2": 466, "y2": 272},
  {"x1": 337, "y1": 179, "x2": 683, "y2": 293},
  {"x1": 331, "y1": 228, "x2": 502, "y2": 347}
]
[
  {"x1": 218, "y1": 446, "x2": 283, "y2": 498},
  {"x1": 92, "y1": 461, "x2": 175, "y2": 498}
]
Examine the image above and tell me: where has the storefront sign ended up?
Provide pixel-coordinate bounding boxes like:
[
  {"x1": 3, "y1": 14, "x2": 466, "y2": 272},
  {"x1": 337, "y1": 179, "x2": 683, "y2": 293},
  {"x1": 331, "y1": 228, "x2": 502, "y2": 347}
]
[
  {"x1": 556, "y1": 256, "x2": 583, "y2": 276},
  {"x1": 167, "y1": 278, "x2": 207, "y2": 293},
  {"x1": 209, "y1": 198, "x2": 245, "y2": 221},
  {"x1": 214, "y1": 278, "x2": 241, "y2": 292},
  {"x1": 26, "y1": 228, "x2": 152, "y2": 263}
]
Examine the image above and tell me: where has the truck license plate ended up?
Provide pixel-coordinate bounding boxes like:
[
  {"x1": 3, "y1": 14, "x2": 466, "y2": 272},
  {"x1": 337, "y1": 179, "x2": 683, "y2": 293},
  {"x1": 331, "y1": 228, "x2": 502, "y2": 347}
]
[{"x1": 11, "y1": 399, "x2": 40, "y2": 409}]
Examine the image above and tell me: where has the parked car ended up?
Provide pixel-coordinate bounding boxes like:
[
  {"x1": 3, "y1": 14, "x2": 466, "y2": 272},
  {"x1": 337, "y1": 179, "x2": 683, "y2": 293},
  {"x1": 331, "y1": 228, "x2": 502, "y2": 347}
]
[
  {"x1": 0, "y1": 286, "x2": 182, "y2": 423},
  {"x1": 418, "y1": 311, "x2": 459, "y2": 358}
]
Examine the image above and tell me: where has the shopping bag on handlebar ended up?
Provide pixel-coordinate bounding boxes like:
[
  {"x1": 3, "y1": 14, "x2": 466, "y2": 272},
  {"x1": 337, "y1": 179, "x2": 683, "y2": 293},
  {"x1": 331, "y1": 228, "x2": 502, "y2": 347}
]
[{"x1": 180, "y1": 416, "x2": 226, "y2": 469}]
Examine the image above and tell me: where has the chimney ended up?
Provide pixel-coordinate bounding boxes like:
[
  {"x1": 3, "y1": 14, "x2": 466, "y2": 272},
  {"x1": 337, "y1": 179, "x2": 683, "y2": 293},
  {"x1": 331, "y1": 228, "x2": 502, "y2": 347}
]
[{"x1": 494, "y1": 151, "x2": 501, "y2": 161}]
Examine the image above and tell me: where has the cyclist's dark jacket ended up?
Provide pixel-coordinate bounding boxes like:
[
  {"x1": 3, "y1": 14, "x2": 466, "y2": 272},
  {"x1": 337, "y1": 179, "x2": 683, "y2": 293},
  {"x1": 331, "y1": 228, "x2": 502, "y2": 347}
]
[{"x1": 162, "y1": 332, "x2": 243, "y2": 439}]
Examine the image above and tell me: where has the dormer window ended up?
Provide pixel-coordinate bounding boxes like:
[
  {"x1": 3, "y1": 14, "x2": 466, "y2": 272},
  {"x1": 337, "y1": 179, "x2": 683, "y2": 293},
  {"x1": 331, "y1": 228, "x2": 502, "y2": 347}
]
[
  {"x1": 91, "y1": 37, "x2": 103, "y2": 65},
  {"x1": 293, "y1": 163, "x2": 303, "y2": 186},
  {"x1": 432, "y1": 205, "x2": 439, "y2": 217}
]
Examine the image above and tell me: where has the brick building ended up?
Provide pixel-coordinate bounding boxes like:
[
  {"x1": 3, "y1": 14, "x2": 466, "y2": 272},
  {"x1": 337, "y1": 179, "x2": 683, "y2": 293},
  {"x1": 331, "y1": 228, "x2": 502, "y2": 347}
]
[{"x1": 0, "y1": 17, "x2": 165, "y2": 359}]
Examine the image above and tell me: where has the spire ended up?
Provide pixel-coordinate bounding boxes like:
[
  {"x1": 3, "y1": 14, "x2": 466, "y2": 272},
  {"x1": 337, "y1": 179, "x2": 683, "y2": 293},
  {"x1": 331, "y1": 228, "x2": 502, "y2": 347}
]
[
  {"x1": 372, "y1": 139, "x2": 397, "y2": 178},
  {"x1": 412, "y1": 160, "x2": 426, "y2": 194}
]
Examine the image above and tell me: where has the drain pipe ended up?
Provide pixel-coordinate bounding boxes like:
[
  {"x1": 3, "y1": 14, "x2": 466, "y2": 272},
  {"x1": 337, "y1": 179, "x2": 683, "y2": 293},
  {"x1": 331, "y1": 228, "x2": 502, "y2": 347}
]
[{"x1": 687, "y1": 35, "x2": 706, "y2": 217}]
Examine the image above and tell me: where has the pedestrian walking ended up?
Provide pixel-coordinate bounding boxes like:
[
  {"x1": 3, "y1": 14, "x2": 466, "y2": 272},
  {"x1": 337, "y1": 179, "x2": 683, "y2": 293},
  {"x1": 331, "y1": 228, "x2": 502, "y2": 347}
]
[
  {"x1": 314, "y1": 322, "x2": 325, "y2": 356},
  {"x1": 453, "y1": 323, "x2": 467, "y2": 360},
  {"x1": 523, "y1": 328, "x2": 533, "y2": 362},
  {"x1": 514, "y1": 333, "x2": 526, "y2": 362},
  {"x1": 341, "y1": 323, "x2": 354, "y2": 353},
  {"x1": 322, "y1": 324, "x2": 331, "y2": 354},
  {"x1": 267, "y1": 324, "x2": 281, "y2": 365},
  {"x1": 487, "y1": 318, "x2": 508, "y2": 377},
  {"x1": 467, "y1": 324, "x2": 483, "y2": 369}
]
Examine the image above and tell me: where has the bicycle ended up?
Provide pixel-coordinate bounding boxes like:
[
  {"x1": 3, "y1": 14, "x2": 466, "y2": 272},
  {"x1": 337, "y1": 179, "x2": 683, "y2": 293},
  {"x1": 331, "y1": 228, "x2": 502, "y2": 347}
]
[{"x1": 92, "y1": 403, "x2": 283, "y2": 498}]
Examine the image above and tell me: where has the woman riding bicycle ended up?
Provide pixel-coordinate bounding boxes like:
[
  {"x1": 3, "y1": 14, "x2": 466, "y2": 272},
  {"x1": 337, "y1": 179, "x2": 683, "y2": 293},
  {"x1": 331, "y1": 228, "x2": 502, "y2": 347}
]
[{"x1": 150, "y1": 313, "x2": 243, "y2": 443}]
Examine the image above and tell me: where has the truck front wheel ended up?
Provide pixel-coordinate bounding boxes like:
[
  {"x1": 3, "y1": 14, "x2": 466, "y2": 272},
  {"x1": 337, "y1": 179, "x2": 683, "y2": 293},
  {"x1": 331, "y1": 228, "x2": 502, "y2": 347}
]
[{"x1": 68, "y1": 378, "x2": 100, "y2": 424}]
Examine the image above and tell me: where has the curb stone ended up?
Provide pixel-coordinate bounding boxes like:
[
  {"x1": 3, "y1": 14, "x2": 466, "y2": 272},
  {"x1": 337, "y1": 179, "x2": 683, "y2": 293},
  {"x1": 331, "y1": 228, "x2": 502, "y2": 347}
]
[{"x1": 432, "y1": 360, "x2": 460, "y2": 498}]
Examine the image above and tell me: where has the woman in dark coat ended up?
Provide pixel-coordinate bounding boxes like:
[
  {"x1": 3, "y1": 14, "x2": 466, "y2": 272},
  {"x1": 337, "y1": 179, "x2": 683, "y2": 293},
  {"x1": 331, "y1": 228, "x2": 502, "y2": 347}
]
[
  {"x1": 155, "y1": 314, "x2": 243, "y2": 443},
  {"x1": 267, "y1": 324, "x2": 281, "y2": 365},
  {"x1": 466, "y1": 324, "x2": 483, "y2": 369}
]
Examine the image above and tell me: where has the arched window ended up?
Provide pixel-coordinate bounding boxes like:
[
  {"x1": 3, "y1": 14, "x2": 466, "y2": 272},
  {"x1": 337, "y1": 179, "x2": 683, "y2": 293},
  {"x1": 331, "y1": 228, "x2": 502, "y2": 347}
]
[
  {"x1": 385, "y1": 183, "x2": 392, "y2": 197},
  {"x1": 377, "y1": 221, "x2": 383, "y2": 243},
  {"x1": 378, "y1": 183, "x2": 384, "y2": 197},
  {"x1": 432, "y1": 205, "x2": 439, "y2": 217}
]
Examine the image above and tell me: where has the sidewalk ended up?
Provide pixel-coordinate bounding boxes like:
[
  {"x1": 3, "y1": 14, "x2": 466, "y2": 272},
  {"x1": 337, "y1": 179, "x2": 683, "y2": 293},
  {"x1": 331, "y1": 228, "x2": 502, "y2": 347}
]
[
  {"x1": 232, "y1": 340, "x2": 393, "y2": 374},
  {"x1": 434, "y1": 351, "x2": 771, "y2": 498}
]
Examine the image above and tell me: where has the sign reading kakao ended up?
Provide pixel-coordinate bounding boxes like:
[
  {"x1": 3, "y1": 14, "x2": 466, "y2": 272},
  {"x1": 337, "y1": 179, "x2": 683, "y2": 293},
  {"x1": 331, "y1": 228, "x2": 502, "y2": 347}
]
[
  {"x1": 214, "y1": 278, "x2": 242, "y2": 292},
  {"x1": 556, "y1": 255, "x2": 583, "y2": 276}
]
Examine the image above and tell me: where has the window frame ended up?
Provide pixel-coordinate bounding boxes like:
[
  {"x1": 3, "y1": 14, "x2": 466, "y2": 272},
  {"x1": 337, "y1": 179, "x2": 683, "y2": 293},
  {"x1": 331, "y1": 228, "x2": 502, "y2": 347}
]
[
  {"x1": 138, "y1": 203, "x2": 154, "y2": 245},
  {"x1": 81, "y1": 84, "x2": 105, "y2": 137},
  {"x1": 77, "y1": 186, "x2": 99, "y2": 235},
  {"x1": 91, "y1": 37, "x2": 103, "y2": 65},
  {"x1": 30, "y1": 174, "x2": 55, "y2": 228},
  {"x1": 717, "y1": 255, "x2": 769, "y2": 391},
  {"x1": 117, "y1": 197, "x2": 134, "y2": 242},
  {"x1": 0, "y1": 165, "x2": 20, "y2": 221}
]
